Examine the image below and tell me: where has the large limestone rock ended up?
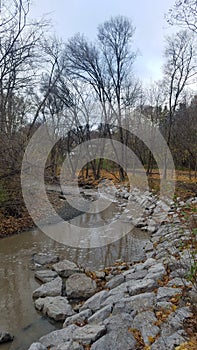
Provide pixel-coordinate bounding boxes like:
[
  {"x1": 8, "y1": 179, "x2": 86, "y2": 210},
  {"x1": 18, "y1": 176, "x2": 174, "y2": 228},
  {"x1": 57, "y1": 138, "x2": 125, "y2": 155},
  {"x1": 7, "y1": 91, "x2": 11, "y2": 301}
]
[
  {"x1": 32, "y1": 276, "x2": 62, "y2": 299},
  {"x1": 35, "y1": 270, "x2": 58, "y2": 283},
  {"x1": 146, "y1": 262, "x2": 166, "y2": 280},
  {"x1": 66, "y1": 273, "x2": 97, "y2": 300},
  {"x1": 35, "y1": 296, "x2": 75, "y2": 321},
  {"x1": 150, "y1": 330, "x2": 186, "y2": 350},
  {"x1": 33, "y1": 253, "x2": 59, "y2": 266},
  {"x1": 52, "y1": 259, "x2": 81, "y2": 277},
  {"x1": 156, "y1": 287, "x2": 182, "y2": 302},
  {"x1": 39, "y1": 324, "x2": 105, "y2": 348},
  {"x1": 124, "y1": 269, "x2": 147, "y2": 281},
  {"x1": 63, "y1": 309, "x2": 92, "y2": 327},
  {"x1": 141, "y1": 258, "x2": 157, "y2": 269},
  {"x1": 39, "y1": 325, "x2": 78, "y2": 348},
  {"x1": 88, "y1": 304, "x2": 112, "y2": 324},
  {"x1": 72, "y1": 324, "x2": 106, "y2": 345},
  {"x1": 101, "y1": 290, "x2": 127, "y2": 308},
  {"x1": 105, "y1": 274, "x2": 124, "y2": 290},
  {"x1": 127, "y1": 278, "x2": 157, "y2": 296},
  {"x1": 133, "y1": 310, "x2": 160, "y2": 345},
  {"x1": 80, "y1": 290, "x2": 108, "y2": 312},
  {"x1": 91, "y1": 313, "x2": 136, "y2": 350},
  {"x1": 167, "y1": 307, "x2": 192, "y2": 330},
  {"x1": 0, "y1": 331, "x2": 14, "y2": 343},
  {"x1": 113, "y1": 292, "x2": 155, "y2": 314}
]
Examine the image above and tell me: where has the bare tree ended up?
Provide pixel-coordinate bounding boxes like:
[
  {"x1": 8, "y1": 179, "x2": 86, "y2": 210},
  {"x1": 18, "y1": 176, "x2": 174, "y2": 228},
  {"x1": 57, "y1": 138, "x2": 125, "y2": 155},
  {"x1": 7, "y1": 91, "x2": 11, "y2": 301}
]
[
  {"x1": 162, "y1": 30, "x2": 197, "y2": 178},
  {"x1": 167, "y1": 0, "x2": 197, "y2": 34},
  {"x1": 0, "y1": 0, "x2": 48, "y2": 135},
  {"x1": 65, "y1": 16, "x2": 139, "y2": 180},
  {"x1": 141, "y1": 82, "x2": 165, "y2": 175},
  {"x1": 97, "y1": 16, "x2": 137, "y2": 120},
  {"x1": 171, "y1": 95, "x2": 197, "y2": 178},
  {"x1": 0, "y1": 0, "x2": 51, "y2": 214}
]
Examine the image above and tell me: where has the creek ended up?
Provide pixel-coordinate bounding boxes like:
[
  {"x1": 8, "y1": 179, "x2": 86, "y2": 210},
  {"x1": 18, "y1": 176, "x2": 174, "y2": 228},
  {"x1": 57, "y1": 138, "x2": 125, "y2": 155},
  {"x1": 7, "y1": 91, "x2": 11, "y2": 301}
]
[{"x1": 0, "y1": 187, "x2": 149, "y2": 349}]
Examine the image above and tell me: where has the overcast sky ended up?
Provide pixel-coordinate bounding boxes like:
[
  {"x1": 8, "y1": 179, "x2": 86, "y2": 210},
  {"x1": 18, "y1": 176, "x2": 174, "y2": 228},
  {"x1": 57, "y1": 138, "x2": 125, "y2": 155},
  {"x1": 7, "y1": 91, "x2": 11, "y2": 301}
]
[{"x1": 30, "y1": 0, "x2": 177, "y2": 85}]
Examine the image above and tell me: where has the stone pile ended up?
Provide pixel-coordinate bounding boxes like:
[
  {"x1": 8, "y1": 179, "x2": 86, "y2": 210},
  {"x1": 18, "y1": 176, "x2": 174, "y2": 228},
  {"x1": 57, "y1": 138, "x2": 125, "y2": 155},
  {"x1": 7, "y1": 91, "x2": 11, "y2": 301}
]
[{"x1": 118, "y1": 187, "x2": 196, "y2": 234}]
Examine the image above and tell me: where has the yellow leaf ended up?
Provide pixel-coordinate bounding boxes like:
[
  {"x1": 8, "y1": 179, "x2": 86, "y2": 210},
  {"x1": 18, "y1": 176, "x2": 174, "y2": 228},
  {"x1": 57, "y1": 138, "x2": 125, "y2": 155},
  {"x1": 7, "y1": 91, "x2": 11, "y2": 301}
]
[
  {"x1": 172, "y1": 304, "x2": 178, "y2": 311},
  {"x1": 148, "y1": 336, "x2": 155, "y2": 344},
  {"x1": 175, "y1": 341, "x2": 197, "y2": 350}
]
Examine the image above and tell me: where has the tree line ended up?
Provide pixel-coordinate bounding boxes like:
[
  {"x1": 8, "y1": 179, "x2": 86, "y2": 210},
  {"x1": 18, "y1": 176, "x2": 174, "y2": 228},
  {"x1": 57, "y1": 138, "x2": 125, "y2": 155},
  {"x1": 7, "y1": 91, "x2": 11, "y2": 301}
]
[{"x1": 0, "y1": 0, "x2": 197, "y2": 216}]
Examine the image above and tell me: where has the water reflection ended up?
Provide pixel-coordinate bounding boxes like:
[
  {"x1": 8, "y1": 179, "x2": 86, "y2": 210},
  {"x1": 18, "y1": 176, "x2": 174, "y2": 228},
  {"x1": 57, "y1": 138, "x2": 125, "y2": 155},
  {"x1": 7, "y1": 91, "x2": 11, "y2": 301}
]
[{"x1": 0, "y1": 193, "x2": 149, "y2": 350}]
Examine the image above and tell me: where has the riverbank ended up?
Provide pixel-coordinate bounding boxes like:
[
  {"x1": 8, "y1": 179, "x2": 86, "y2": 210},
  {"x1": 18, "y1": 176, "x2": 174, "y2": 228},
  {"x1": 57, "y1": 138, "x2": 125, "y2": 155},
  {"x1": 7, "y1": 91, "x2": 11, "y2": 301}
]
[
  {"x1": 0, "y1": 185, "x2": 196, "y2": 348},
  {"x1": 0, "y1": 189, "x2": 74, "y2": 238},
  {"x1": 0, "y1": 170, "x2": 196, "y2": 238},
  {"x1": 19, "y1": 188, "x2": 196, "y2": 350},
  {"x1": 27, "y1": 218, "x2": 197, "y2": 349}
]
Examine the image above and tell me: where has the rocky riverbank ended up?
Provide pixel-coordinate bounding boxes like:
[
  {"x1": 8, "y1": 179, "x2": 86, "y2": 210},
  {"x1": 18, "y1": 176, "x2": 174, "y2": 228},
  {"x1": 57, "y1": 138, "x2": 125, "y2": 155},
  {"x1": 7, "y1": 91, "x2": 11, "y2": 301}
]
[
  {"x1": 1, "y1": 187, "x2": 196, "y2": 349},
  {"x1": 25, "y1": 189, "x2": 196, "y2": 350}
]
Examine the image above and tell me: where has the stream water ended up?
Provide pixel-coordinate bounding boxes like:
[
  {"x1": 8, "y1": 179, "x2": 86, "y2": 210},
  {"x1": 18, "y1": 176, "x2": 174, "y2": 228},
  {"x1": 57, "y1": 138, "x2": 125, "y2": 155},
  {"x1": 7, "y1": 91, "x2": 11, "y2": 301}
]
[{"x1": 0, "y1": 188, "x2": 150, "y2": 350}]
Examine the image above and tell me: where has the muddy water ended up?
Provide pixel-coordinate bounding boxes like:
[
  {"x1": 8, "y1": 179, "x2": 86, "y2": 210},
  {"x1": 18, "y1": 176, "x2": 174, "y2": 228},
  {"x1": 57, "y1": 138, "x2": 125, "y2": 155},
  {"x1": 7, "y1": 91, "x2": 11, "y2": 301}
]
[{"x1": 0, "y1": 194, "x2": 149, "y2": 350}]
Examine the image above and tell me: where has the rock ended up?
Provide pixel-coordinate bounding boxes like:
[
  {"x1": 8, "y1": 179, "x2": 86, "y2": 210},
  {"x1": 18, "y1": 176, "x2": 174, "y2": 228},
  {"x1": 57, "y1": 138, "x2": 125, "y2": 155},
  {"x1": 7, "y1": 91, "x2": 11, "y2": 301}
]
[
  {"x1": 35, "y1": 270, "x2": 58, "y2": 283},
  {"x1": 27, "y1": 215, "x2": 195, "y2": 350},
  {"x1": 124, "y1": 269, "x2": 147, "y2": 281},
  {"x1": 127, "y1": 278, "x2": 157, "y2": 296},
  {"x1": 113, "y1": 292, "x2": 155, "y2": 313},
  {"x1": 0, "y1": 331, "x2": 14, "y2": 343},
  {"x1": 167, "y1": 307, "x2": 192, "y2": 329},
  {"x1": 39, "y1": 325, "x2": 78, "y2": 347},
  {"x1": 105, "y1": 274, "x2": 124, "y2": 289},
  {"x1": 33, "y1": 276, "x2": 62, "y2": 299},
  {"x1": 56, "y1": 342, "x2": 84, "y2": 350},
  {"x1": 167, "y1": 277, "x2": 188, "y2": 287},
  {"x1": 72, "y1": 324, "x2": 106, "y2": 345},
  {"x1": 150, "y1": 330, "x2": 186, "y2": 350},
  {"x1": 80, "y1": 290, "x2": 108, "y2": 312},
  {"x1": 63, "y1": 309, "x2": 92, "y2": 327},
  {"x1": 33, "y1": 253, "x2": 59, "y2": 266},
  {"x1": 91, "y1": 331, "x2": 136, "y2": 350},
  {"x1": 134, "y1": 218, "x2": 147, "y2": 228},
  {"x1": 189, "y1": 287, "x2": 197, "y2": 304},
  {"x1": 133, "y1": 310, "x2": 160, "y2": 345},
  {"x1": 147, "y1": 226, "x2": 157, "y2": 233},
  {"x1": 144, "y1": 241, "x2": 154, "y2": 252},
  {"x1": 88, "y1": 304, "x2": 112, "y2": 324},
  {"x1": 35, "y1": 296, "x2": 75, "y2": 321},
  {"x1": 154, "y1": 201, "x2": 170, "y2": 214},
  {"x1": 156, "y1": 301, "x2": 173, "y2": 310},
  {"x1": 101, "y1": 290, "x2": 128, "y2": 308},
  {"x1": 170, "y1": 268, "x2": 187, "y2": 279},
  {"x1": 146, "y1": 251, "x2": 155, "y2": 259},
  {"x1": 28, "y1": 343, "x2": 47, "y2": 350},
  {"x1": 94, "y1": 271, "x2": 105, "y2": 279},
  {"x1": 101, "y1": 281, "x2": 128, "y2": 307},
  {"x1": 66, "y1": 273, "x2": 97, "y2": 300},
  {"x1": 91, "y1": 313, "x2": 136, "y2": 350},
  {"x1": 105, "y1": 273, "x2": 114, "y2": 282},
  {"x1": 179, "y1": 250, "x2": 192, "y2": 268},
  {"x1": 142, "y1": 258, "x2": 157, "y2": 269},
  {"x1": 156, "y1": 287, "x2": 182, "y2": 302},
  {"x1": 146, "y1": 262, "x2": 166, "y2": 280},
  {"x1": 52, "y1": 259, "x2": 81, "y2": 277},
  {"x1": 122, "y1": 267, "x2": 135, "y2": 276}
]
